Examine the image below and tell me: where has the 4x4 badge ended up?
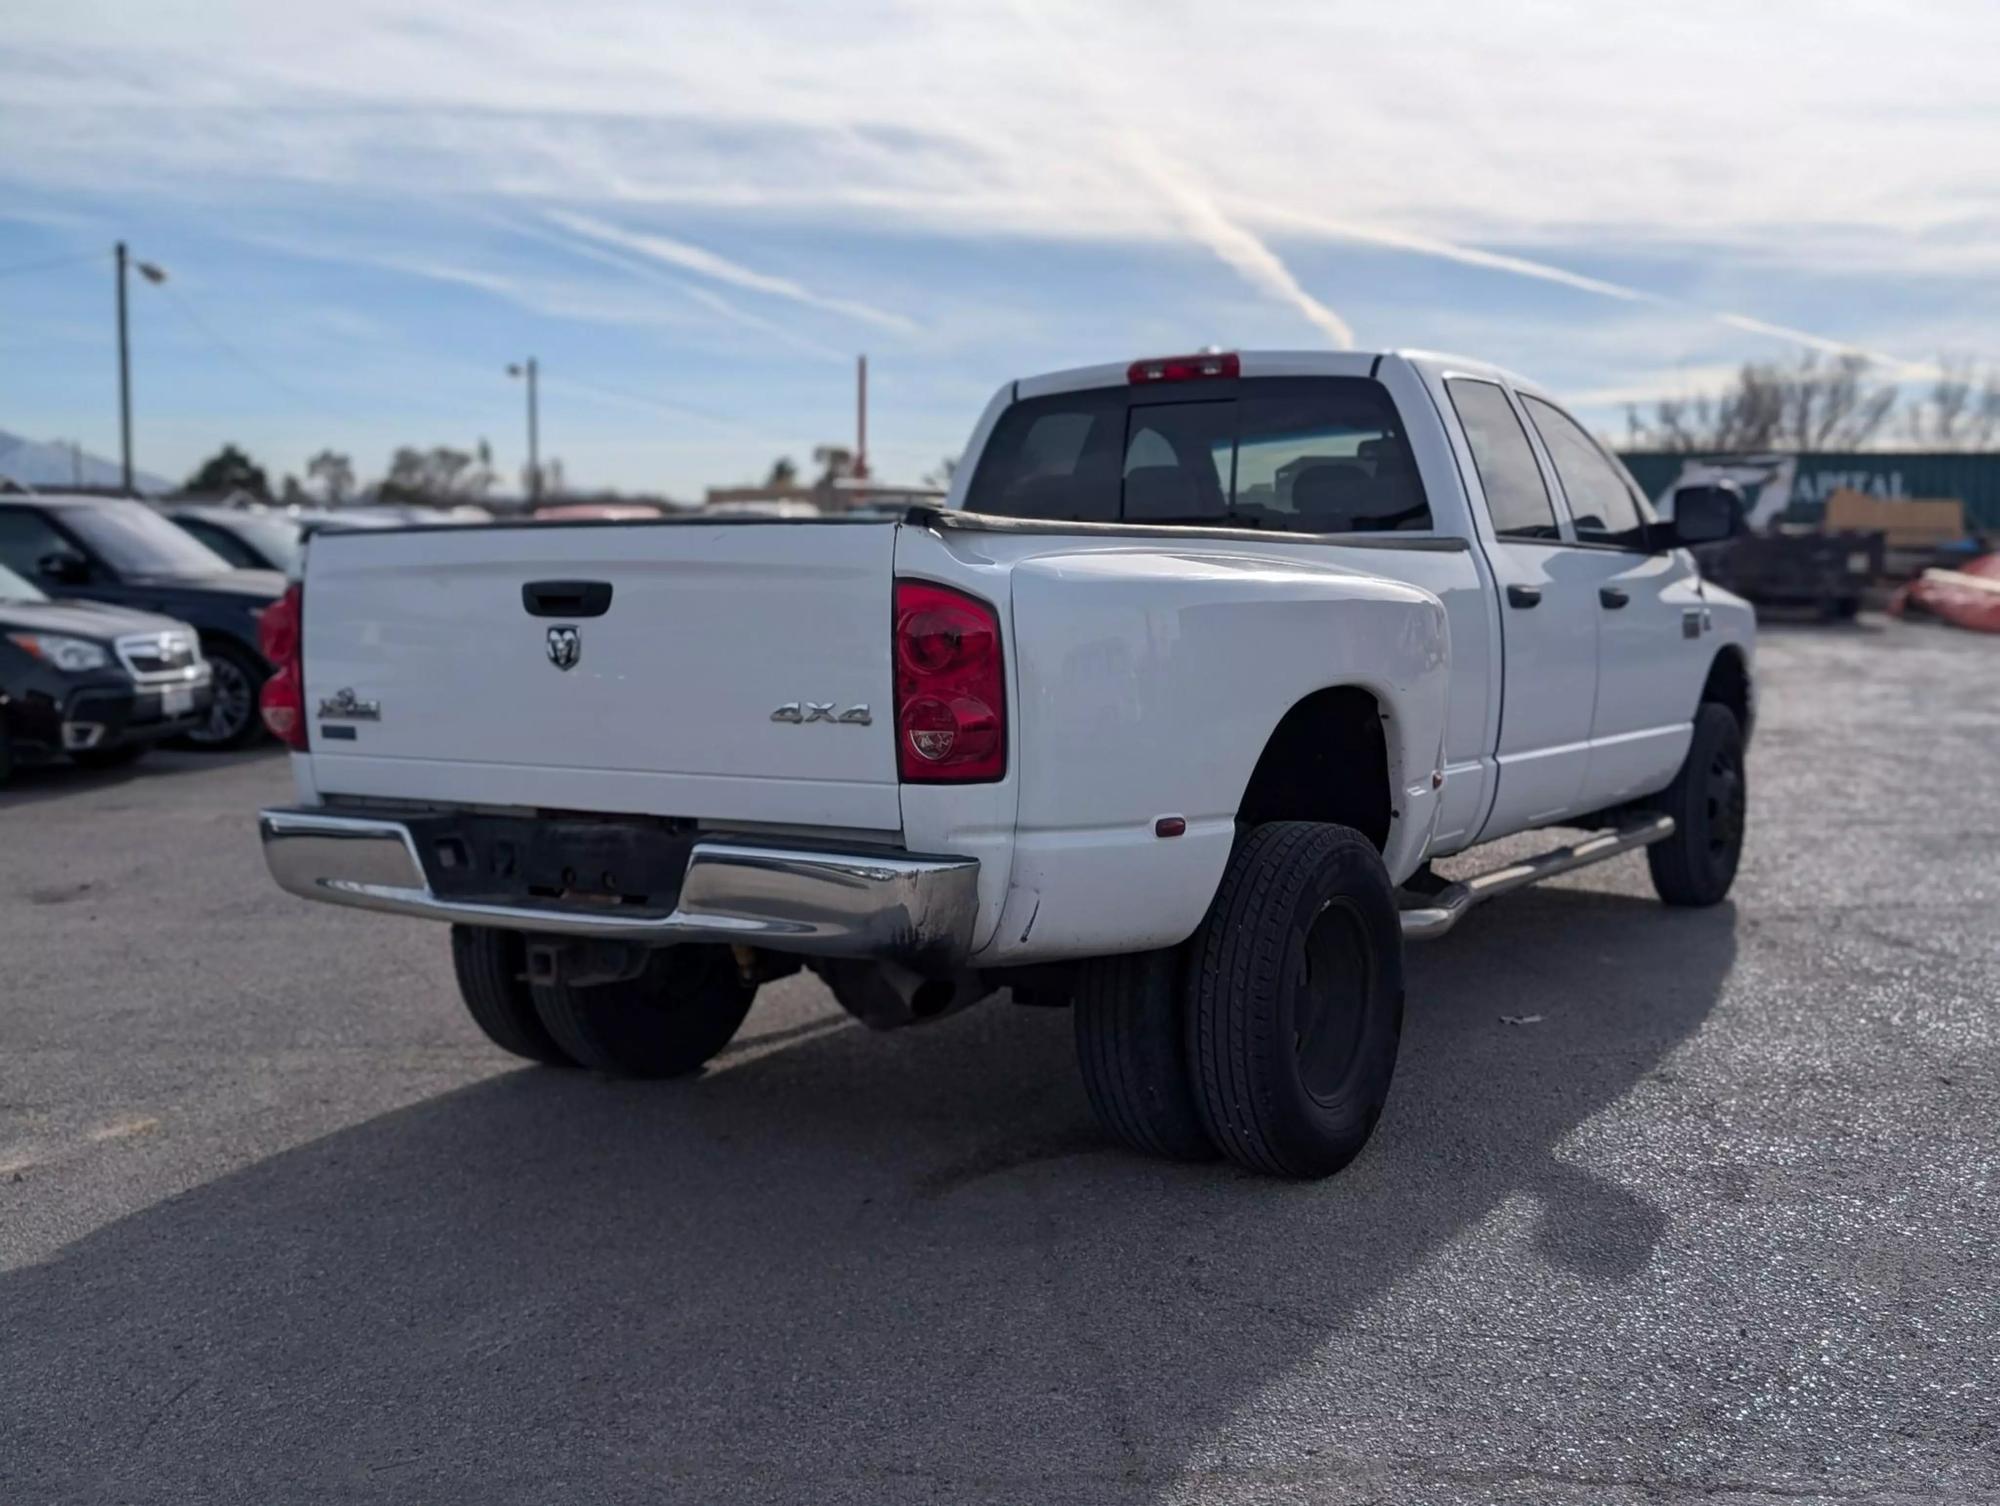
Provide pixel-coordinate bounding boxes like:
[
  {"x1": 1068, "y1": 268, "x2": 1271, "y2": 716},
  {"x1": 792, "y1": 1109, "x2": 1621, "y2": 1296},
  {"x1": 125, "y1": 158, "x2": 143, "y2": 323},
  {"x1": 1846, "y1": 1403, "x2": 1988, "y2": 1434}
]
[{"x1": 771, "y1": 701, "x2": 871, "y2": 725}]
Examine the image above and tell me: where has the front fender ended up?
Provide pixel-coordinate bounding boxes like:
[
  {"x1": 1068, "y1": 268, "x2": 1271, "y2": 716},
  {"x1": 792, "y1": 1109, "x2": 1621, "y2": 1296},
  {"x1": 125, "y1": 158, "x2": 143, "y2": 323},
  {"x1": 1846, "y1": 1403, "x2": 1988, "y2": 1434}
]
[{"x1": 989, "y1": 547, "x2": 1450, "y2": 961}]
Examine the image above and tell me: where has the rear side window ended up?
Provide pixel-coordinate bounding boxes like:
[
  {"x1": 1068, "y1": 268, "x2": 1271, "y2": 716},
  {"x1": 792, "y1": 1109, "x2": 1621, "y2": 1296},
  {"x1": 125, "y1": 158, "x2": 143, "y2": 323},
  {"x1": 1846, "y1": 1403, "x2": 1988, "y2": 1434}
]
[
  {"x1": 964, "y1": 377, "x2": 1431, "y2": 533},
  {"x1": 177, "y1": 517, "x2": 259, "y2": 568},
  {"x1": 1445, "y1": 379, "x2": 1559, "y2": 541},
  {"x1": 1520, "y1": 396, "x2": 1649, "y2": 544}
]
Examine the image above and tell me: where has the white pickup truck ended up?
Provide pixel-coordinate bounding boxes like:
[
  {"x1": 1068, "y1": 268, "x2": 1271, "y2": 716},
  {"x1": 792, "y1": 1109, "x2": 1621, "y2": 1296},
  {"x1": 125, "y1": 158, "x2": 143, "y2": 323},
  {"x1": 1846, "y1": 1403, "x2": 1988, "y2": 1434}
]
[{"x1": 258, "y1": 349, "x2": 1754, "y2": 1178}]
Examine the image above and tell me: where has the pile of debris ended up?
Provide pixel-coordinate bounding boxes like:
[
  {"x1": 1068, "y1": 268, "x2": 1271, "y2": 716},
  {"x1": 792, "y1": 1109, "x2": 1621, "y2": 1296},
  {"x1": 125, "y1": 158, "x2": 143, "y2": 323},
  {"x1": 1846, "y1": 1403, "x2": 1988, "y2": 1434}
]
[{"x1": 1889, "y1": 552, "x2": 2000, "y2": 634}]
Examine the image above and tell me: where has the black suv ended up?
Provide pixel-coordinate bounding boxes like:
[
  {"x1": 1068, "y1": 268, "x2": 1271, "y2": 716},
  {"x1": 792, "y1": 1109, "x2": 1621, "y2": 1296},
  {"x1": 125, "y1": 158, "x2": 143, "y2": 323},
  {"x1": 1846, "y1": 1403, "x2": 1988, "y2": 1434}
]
[
  {"x1": 0, "y1": 496, "x2": 284, "y2": 748},
  {"x1": 0, "y1": 561, "x2": 213, "y2": 781},
  {"x1": 164, "y1": 505, "x2": 306, "y2": 573}
]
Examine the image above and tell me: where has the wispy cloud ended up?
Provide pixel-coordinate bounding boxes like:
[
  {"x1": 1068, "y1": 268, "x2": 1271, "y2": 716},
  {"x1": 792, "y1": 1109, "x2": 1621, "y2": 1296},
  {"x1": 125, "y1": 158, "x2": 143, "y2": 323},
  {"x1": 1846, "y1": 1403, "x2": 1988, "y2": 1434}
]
[
  {"x1": 504, "y1": 214, "x2": 847, "y2": 362},
  {"x1": 1244, "y1": 202, "x2": 1945, "y2": 379},
  {"x1": 1114, "y1": 133, "x2": 1353, "y2": 348},
  {"x1": 546, "y1": 209, "x2": 916, "y2": 334},
  {"x1": 1244, "y1": 202, "x2": 1653, "y2": 306},
  {"x1": 1562, "y1": 363, "x2": 1749, "y2": 408},
  {"x1": 1005, "y1": 0, "x2": 1353, "y2": 347},
  {"x1": 1710, "y1": 313, "x2": 1932, "y2": 377}
]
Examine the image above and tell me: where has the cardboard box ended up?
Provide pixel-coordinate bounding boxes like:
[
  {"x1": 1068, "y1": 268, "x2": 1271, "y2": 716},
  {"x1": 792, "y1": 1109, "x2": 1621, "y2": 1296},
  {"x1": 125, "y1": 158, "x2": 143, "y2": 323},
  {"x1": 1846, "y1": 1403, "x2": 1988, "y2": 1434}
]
[{"x1": 1821, "y1": 488, "x2": 1966, "y2": 549}]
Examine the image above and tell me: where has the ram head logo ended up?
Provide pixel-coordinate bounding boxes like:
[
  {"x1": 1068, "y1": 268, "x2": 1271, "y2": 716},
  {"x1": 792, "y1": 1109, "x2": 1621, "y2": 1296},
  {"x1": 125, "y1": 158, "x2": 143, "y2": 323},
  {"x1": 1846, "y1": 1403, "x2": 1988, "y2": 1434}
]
[{"x1": 545, "y1": 625, "x2": 581, "y2": 671}]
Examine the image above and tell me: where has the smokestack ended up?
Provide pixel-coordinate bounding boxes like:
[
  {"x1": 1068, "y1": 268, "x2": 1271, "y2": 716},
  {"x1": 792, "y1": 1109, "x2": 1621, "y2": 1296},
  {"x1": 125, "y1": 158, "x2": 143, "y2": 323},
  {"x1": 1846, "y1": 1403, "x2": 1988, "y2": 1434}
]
[{"x1": 854, "y1": 354, "x2": 870, "y2": 481}]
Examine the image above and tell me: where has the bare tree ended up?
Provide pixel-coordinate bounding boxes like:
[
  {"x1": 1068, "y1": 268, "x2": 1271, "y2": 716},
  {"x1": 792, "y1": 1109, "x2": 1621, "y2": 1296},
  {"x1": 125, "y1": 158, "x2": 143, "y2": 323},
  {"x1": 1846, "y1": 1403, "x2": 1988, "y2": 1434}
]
[
  {"x1": 812, "y1": 445, "x2": 855, "y2": 486},
  {"x1": 1626, "y1": 353, "x2": 1897, "y2": 452},
  {"x1": 1779, "y1": 355, "x2": 1897, "y2": 450},
  {"x1": 306, "y1": 449, "x2": 355, "y2": 506},
  {"x1": 765, "y1": 456, "x2": 798, "y2": 488},
  {"x1": 1901, "y1": 358, "x2": 2000, "y2": 450},
  {"x1": 378, "y1": 441, "x2": 497, "y2": 505}
]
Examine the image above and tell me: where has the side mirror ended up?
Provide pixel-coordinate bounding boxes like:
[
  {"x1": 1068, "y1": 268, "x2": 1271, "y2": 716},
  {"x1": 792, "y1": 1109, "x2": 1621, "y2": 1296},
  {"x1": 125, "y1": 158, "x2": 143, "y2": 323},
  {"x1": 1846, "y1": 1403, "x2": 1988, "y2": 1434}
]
[
  {"x1": 37, "y1": 550, "x2": 91, "y2": 586},
  {"x1": 1666, "y1": 484, "x2": 1744, "y2": 547}
]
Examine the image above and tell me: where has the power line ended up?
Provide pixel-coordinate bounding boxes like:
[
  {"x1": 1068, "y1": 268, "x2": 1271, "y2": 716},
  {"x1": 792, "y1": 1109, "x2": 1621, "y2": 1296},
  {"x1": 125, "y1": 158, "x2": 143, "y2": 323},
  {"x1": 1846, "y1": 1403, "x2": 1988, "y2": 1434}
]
[
  {"x1": 546, "y1": 373, "x2": 754, "y2": 432},
  {"x1": 149, "y1": 280, "x2": 375, "y2": 430},
  {"x1": 0, "y1": 248, "x2": 106, "y2": 280}
]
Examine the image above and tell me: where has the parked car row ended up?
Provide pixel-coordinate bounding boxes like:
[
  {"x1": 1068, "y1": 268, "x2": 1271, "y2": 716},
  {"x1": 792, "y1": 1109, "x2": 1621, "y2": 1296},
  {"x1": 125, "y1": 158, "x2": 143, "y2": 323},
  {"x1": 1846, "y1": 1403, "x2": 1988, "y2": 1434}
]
[
  {"x1": 0, "y1": 493, "x2": 501, "y2": 783},
  {"x1": 0, "y1": 495, "x2": 290, "y2": 782}
]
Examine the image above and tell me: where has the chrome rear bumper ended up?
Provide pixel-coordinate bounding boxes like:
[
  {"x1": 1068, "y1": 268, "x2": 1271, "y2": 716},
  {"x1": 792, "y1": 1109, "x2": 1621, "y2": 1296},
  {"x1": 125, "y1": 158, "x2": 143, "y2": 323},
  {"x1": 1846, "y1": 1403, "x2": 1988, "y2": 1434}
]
[{"x1": 258, "y1": 807, "x2": 980, "y2": 963}]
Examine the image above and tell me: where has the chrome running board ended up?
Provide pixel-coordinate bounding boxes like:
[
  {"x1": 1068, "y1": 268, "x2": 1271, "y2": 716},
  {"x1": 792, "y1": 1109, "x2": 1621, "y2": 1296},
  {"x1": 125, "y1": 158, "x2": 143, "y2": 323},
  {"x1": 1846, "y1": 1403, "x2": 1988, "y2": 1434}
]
[{"x1": 1398, "y1": 814, "x2": 1676, "y2": 941}]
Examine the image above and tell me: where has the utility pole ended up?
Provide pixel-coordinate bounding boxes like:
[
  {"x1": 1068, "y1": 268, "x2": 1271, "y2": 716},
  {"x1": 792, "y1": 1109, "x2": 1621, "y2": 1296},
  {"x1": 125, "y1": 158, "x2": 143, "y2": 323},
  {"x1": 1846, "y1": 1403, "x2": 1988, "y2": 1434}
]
[
  {"x1": 509, "y1": 358, "x2": 541, "y2": 503},
  {"x1": 114, "y1": 243, "x2": 167, "y2": 497},
  {"x1": 116, "y1": 242, "x2": 132, "y2": 496}
]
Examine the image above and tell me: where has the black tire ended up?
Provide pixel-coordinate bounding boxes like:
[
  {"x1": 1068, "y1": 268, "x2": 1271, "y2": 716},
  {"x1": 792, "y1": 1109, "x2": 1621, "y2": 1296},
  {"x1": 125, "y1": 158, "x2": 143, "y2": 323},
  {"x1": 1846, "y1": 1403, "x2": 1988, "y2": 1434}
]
[
  {"x1": 71, "y1": 742, "x2": 149, "y2": 771},
  {"x1": 180, "y1": 638, "x2": 267, "y2": 750},
  {"x1": 1185, "y1": 822, "x2": 1405, "y2": 1179},
  {"x1": 1647, "y1": 702, "x2": 1747, "y2": 907},
  {"x1": 0, "y1": 718, "x2": 14, "y2": 788},
  {"x1": 449, "y1": 926, "x2": 575, "y2": 1066},
  {"x1": 1073, "y1": 948, "x2": 1217, "y2": 1162},
  {"x1": 531, "y1": 944, "x2": 756, "y2": 1078}
]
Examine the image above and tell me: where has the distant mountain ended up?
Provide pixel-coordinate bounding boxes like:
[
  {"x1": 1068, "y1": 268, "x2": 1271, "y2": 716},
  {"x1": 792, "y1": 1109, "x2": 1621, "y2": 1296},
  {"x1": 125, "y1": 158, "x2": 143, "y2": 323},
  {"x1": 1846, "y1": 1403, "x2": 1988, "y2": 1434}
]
[{"x1": 0, "y1": 429, "x2": 172, "y2": 494}]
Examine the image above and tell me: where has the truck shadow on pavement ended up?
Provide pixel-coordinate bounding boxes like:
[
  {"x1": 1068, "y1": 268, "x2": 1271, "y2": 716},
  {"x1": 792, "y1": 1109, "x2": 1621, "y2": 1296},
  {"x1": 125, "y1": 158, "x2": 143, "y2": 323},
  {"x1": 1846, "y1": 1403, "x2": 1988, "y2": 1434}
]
[{"x1": 2, "y1": 888, "x2": 1736, "y2": 1504}]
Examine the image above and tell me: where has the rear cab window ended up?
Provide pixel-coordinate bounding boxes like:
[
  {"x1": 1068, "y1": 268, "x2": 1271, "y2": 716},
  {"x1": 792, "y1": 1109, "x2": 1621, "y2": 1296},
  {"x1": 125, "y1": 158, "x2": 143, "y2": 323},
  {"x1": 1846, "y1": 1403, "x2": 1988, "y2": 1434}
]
[{"x1": 964, "y1": 377, "x2": 1432, "y2": 534}]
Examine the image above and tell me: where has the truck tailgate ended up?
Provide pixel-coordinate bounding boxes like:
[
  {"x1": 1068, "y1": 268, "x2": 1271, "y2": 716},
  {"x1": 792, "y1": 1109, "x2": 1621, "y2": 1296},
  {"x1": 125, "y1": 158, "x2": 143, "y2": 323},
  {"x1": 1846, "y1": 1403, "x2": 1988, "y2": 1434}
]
[{"x1": 301, "y1": 521, "x2": 902, "y2": 831}]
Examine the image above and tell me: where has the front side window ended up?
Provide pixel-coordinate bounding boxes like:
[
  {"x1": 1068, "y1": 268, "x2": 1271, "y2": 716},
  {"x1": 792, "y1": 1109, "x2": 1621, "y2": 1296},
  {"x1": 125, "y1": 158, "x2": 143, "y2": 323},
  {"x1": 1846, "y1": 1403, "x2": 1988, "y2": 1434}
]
[
  {"x1": 964, "y1": 377, "x2": 1431, "y2": 533},
  {"x1": 1521, "y1": 396, "x2": 1648, "y2": 544},
  {"x1": 0, "y1": 508, "x2": 76, "y2": 578},
  {"x1": 1446, "y1": 379, "x2": 1559, "y2": 541}
]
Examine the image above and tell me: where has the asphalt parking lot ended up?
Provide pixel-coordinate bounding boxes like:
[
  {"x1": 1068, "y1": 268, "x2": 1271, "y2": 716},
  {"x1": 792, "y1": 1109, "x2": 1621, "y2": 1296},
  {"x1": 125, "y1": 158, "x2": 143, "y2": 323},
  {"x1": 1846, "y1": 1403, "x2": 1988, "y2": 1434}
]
[{"x1": 3, "y1": 620, "x2": 1996, "y2": 1505}]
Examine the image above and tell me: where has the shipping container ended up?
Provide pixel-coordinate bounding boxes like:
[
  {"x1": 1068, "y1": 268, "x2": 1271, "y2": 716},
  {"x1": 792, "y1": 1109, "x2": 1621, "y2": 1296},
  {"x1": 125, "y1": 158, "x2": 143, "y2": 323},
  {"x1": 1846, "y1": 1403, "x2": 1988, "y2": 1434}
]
[{"x1": 1620, "y1": 451, "x2": 2000, "y2": 533}]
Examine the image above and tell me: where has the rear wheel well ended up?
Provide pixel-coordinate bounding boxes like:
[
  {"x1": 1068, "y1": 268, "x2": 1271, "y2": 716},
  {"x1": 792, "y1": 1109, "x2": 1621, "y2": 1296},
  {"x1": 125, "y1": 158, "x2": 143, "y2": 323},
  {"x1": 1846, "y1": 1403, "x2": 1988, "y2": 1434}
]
[
  {"x1": 1702, "y1": 647, "x2": 1751, "y2": 737},
  {"x1": 1236, "y1": 687, "x2": 1392, "y2": 852}
]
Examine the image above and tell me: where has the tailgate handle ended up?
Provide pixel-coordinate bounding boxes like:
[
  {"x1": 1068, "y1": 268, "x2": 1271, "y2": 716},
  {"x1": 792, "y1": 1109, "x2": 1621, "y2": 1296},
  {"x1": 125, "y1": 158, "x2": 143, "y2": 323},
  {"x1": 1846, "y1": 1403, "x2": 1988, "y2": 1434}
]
[{"x1": 522, "y1": 580, "x2": 613, "y2": 618}]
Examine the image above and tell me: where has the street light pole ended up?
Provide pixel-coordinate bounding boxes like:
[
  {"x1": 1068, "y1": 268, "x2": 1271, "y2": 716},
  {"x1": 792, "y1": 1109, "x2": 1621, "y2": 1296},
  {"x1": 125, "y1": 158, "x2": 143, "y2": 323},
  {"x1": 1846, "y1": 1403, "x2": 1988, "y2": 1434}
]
[
  {"x1": 113, "y1": 243, "x2": 167, "y2": 498},
  {"x1": 116, "y1": 242, "x2": 132, "y2": 496},
  {"x1": 509, "y1": 357, "x2": 541, "y2": 504}
]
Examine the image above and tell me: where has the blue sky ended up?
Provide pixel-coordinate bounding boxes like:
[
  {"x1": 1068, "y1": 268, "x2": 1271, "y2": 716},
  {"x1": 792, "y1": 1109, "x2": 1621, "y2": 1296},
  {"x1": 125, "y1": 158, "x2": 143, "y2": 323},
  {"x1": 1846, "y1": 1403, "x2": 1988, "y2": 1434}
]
[{"x1": 3, "y1": 0, "x2": 1997, "y2": 498}]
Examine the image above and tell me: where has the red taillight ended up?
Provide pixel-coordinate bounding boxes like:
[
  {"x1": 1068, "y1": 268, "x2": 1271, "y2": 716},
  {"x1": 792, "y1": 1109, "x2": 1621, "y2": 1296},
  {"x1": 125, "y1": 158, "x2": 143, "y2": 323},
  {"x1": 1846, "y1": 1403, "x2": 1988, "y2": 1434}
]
[
  {"x1": 1127, "y1": 351, "x2": 1240, "y2": 384},
  {"x1": 257, "y1": 582, "x2": 307, "y2": 751},
  {"x1": 895, "y1": 579, "x2": 1004, "y2": 783}
]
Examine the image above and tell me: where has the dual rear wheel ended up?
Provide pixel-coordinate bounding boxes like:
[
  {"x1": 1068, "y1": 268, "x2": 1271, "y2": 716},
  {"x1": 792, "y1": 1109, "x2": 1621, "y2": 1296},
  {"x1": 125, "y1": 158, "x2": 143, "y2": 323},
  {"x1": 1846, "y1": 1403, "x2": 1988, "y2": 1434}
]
[
  {"x1": 1076, "y1": 707, "x2": 1748, "y2": 1179},
  {"x1": 1075, "y1": 822, "x2": 1406, "y2": 1179},
  {"x1": 449, "y1": 927, "x2": 755, "y2": 1078}
]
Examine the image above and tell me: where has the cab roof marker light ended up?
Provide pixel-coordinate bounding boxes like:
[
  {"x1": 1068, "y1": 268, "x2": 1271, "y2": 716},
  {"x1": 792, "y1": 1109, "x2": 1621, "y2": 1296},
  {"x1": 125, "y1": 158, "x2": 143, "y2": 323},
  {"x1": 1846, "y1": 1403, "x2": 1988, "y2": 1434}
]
[{"x1": 1128, "y1": 352, "x2": 1241, "y2": 384}]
